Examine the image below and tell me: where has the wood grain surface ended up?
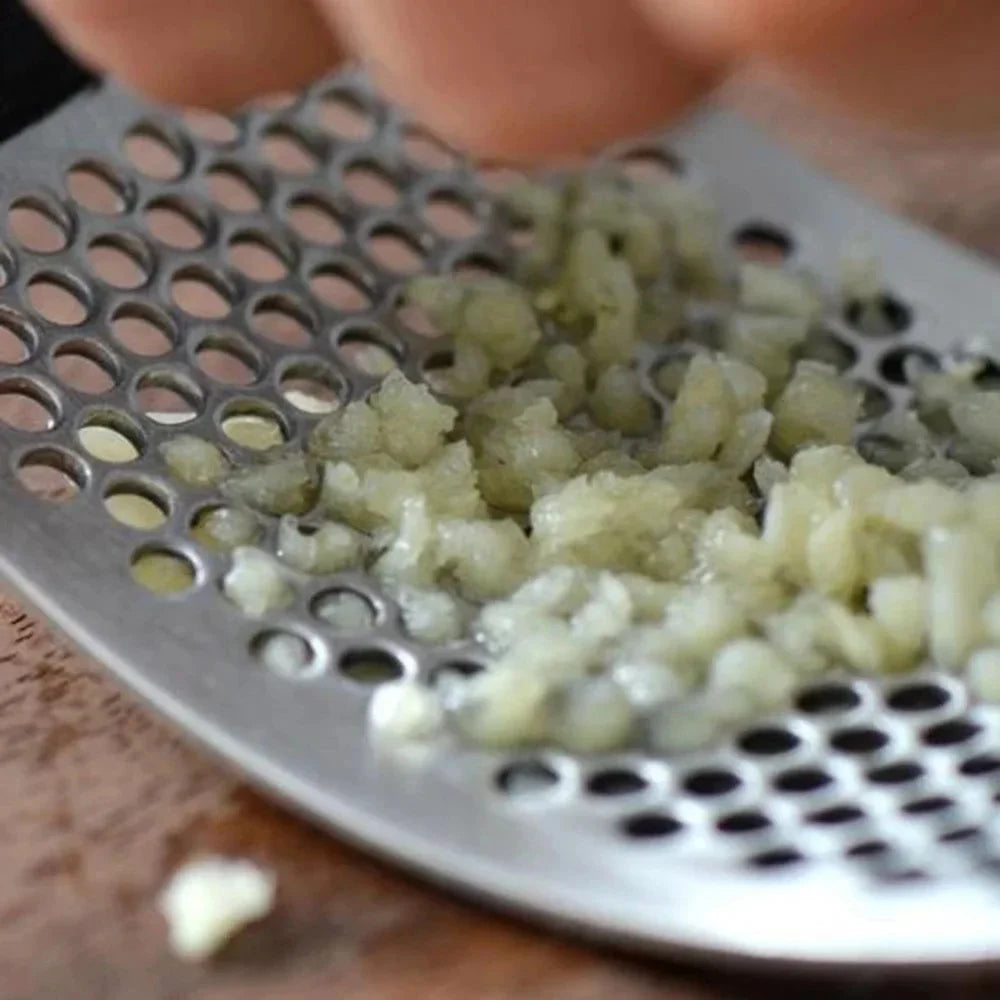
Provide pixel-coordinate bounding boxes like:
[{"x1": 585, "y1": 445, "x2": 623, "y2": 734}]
[{"x1": 9, "y1": 70, "x2": 1000, "y2": 999}]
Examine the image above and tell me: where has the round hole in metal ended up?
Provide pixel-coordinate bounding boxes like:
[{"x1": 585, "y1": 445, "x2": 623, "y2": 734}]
[
  {"x1": 737, "y1": 726, "x2": 800, "y2": 756},
  {"x1": 144, "y1": 196, "x2": 208, "y2": 250},
  {"x1": 717, "y1": 811, "x2": 771, "y2": 835},
  {"x1": 366, "y1": 225, "x2": 426, "y2": 274},
  {"x1": 796, "y1": 683, "x2": 861, "y2": 715},
  {"x1": 0, "y1": 309, "x2": 36, "y2": 364},
  {"x1": 250, "y1": 294, "x2": 314, "y2": 347},
  {"x1": 279, "y1": 362, "x2": 344, "y2": 415},
  {"x1": 193, "y1": 333, "x2": 261, "y2": 386},
  {"x1": 170, "y1": 266, "x2": 233, "y2": 319},
  {"x1": 311, "y1": 589, "x2": 376, "y2": 631},
  {"x1": 27, "y1": 273, "x2": 90, "y2": 326},
  {"x1": 316, "y1": 90, "x2": 374, "y2": 141},
  {"x1": 123, "y1": 122, "x2": 188, "y2": 180},
  {"x1": 130, "y1": 546, "x2": 196, "y2": 595},
  {"x1": 309, "y1": 264, "x2": 373, "y2": 312},
  {"x1": 339, "y1": 648, "x2": 404, "y2": 685},
  {"x1": 182, "y1": 108, "x2": 240, "y2": 146},
  {"x1": 261, "y1": 126, "x2": 318, "y2": 175},
  {"x1": 732, "y1": 222, "x2": 793, "y2": 265},
  {"x1": 423, "y1": 193, "x2": 481, "y2": 239},
  {"x1": 52, "y1": 341, "x2": 118, "y2": 394},
  {"x1": 683, "y1": 768, "x2": 741, "y2": 797},
  {"x1": 887, "y1": 682, "x2": 951, "y2": 712},
  {"x1": 867, "y1": 761, "x2": 925, "y2": 785},
  {"x1": 135, "y1": 370, "x2": 203, "y2": 425},
  {"x1": 78, "y1": 411, "x2": 144, "y2": 463},
  {"x1": 227, "y1": 230, "x2": 290, "y2": 283},
  {"x1": 830, "y1": 726, "x2": 890, "y2": 755},
  {"x1": 496, "y1": 759, "x2": 560, "y2": 797},
  {"x1": 103, "y1": 480, "x2": 169, "y2": 530},
  {"x1": 879, "y1": 346, "x2": 939, "y2": 386},
  {"x1": 773, "y1": 767, "x2": 833, "y2": 794},
  {"x1": 66, "y1": 160, "x2": 129, "y2": 214},
  {"x1": 219, "y1": 401, "x2": 287, "y2": 450},
  {"x1": 205, "y1": 163, "x2": 263, "y2": 213},
  {"x1": 922, "y1": 718, "x2": 981, "y2": 747},
  {"x1": 252, "y1": 629, "x2": 319, "y2": 680},
  {"x1": 586, "y1": 768, "x2": 648, "y2": 796},
  {"x1": 620, "y1": 812, "x2": 683, "y2": 839},
  {"x1": 16, "y1": 447, "x2": 86, "y2": 501},
  {"x1": 8, "y1": 196, "x2": 69, "y2": 253},
  {"x1": 343, "y1": 161, "x2": 398, "y2": 206},
  {"x1": 286, "y1": 193, "x2": 344, "y2": 245},
  {"x1": 111, "y1": 302, "x2": 175, "y2": 357},
  {"x1": 845, "y1": 293, "x2": 912, "y2": 337},
  {"x1": 0, "y1": 377, "x2": 59, "y2": 431},
  {"x1": 402, "y1": 126, "x2": 460, "y2": 171},
  {"x1": 86, "y1": 234, "x2": 150, "y2": 289},
  {"x1": 336, "y1": 327, "x2": 400, "y2": 376}
]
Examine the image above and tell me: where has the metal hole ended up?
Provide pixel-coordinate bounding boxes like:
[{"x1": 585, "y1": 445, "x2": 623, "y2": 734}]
[
  {"x1": 227, "y1": 230, "x2": 290, "y2": 283},
  {"x1": 732, "y1": 222, "x2": 793, "y2": 265},
  {"x1": 717, "y1": 811, "x2": 771, "y2": 834},
  {"x1": 887, "y1": 682, "x2": 951, "y2": 712},
  {"x1": 337, "y1": 327, "x2": 401, "y2": 376},
  {"x1": 124, "y1": 122, "x2": 188, "y2": 180},
  {"x1": 395, "y1": 300, "x2": 443, "y2": 339},
  {"x1": 0, "y1": 378, "x2": 59, "y2": 431},
  {"x1": 135, "y1": 370, "x2": 203, "y2": 425},
  {"x1": 251, "y1": 294, "x2": 314, "y2": 347},
  {"x1": 748, "y1": 848, "x2": 803, "y2": 869},
  {"x1": 857, "y1": 432, "x2": 912, "y2": 474},
  {"x1": 830, "y1": 726, "x2": 890, "y2": 755},
  {"x1": 940, "y1": 827, "x2": 981, "y2": 844},
  {"x1": 366, "y1": 225, "x2": 426, "y2": 274},
  {"x1": 428, "y1": 660, "x2": 484, "y2": 688},
  {"x1": 182, "y1": 108, "x2": 240, "y2": 146},
  {"x1": 960, "y1": 754, "x2": 1000, "y2": 776},
  {"x1": 219, "y1": 400, "x2": 288, "y2": 450},
  {"x1": 16, "y1": 447, "x2": 86, "y2": 501},
  {"x1": 807, "y1": 805, "x2": 865, "y2": 825},
  {"x1": 450, "y1": 251, "x2": 504, "y2": 280},
  {"x1": 279, "y1": 361, "x2": 344, "y2": 415},
  {"x1": 110, "y1": 302, "x2": 176, "y2": 357},
  {"x1": 261, "y1": 126, "x2": 319, "y2": 175},
  {"x1": 683, "y1": 767, "x2": 741, "y2": 797},
  {"x1": 170, "y1": 266, "x2": 233, "y2": 318},
  {"x1": 343, "y1": 161, "x2": 399, "y2": 206},
  {"x1": 402, "y1": 126, "x2": 460, "y2": 171},
  {"x1": 846, "y1": 839, "x2": 890, "y2": 858},
  {"x1": 845, "y1": 293, "x2": 912, "y2": 337},
  {"x1": 52, "y1": 341, "x2": 118, "y2": 394},
  {"x1": 620, "y1": 812, "x2": 683, "y2": 839},
  {"x1": 103, "y1": 480, "x2": 169, "y2": 530},
  {"x1": 773, "y1": 767, "x2": 833, "y2": 793},
  {"x1": 66, "y1": 160, "x2": 129, "y2": 214},
  {"x1": 0, "y1": 309, "x2": 36, "y2": 364},
  {"x1": 867, "y1": 761, "x2": 924, "y2": 785},
  {"x1": 309, "y1": 264, "x2": 373, "y2": 312},
  {"x1": 796, "y1": 683, "x2": 861, "y2": 715},
  {"x1": 619, "y1": 146, "x2": 683, "y2": 180},
  {"x1": 129, "y1": 545, "x2": 196, "y2": 595},
  {"x1": 78, "y1": 411, "x2": 144, "y2": 463},
  {"x1": 8, "y1": 196, "x2": 69, "y2": 253},
  {"x1": 311, "y1": 589, "x2": 376, "y2": 631},
  {"x1": 86, "y1": 233, "x2": 150, "y2": 289},
  {"x1": 205, "y1": 163, "x2": 264, "y2": 213},
  {"x1": 144, "y1": 196, "x2": 208, "y2": 250},
  {"x1": 193, "y1": 333, "x2": 261, "y2": 386},
  {"x1": 339, "y1": 648, "x2": 404, "y2": 684},
  {"x1": 879, "y1": 346, "x2": 938, "y2": 386},
  {"x1": 855, "y1": 379, "x2": 892, "y2": 421},
  {"x1": 316, "y1": 90, "x2": 375, "y2": 141},
  {"x1": 189, "y1": 504, "x2": 261, "y2": 551},
  {"x1": 903, "y1": 796, "x2": 954, "y2": 816},
  {"x1": 586, "y1": 768, "x2": 648, "y2": 796},
  {"x1": 922, "y1": 718, "x2": 981, "y2": 747},
  {"x1": 423, "y1": 193, "x2": 481, "y2": 239},
  {"x1": 252, "y1": 629, "x2": 319, "y2": 680},
  {"x1": 496, "y1": 759, "x2": 560, "y2": 796},
  {"x1": 737, "y1": 726, "x2": 800, "y2": 756},
  {"x1": 27, "y1": 272, "x2": 90, "y2": 326},
  {"x1": 797, "y1": 327, "x2": 858, "y2": 372},
  {"x1": 286, "y1": 193, "x2": 344, "y2": 245}
]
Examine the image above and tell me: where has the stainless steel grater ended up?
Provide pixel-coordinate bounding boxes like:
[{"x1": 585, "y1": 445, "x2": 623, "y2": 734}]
[{"x1": 6, "y1": 21, "x2": 1000, "y2": 969}]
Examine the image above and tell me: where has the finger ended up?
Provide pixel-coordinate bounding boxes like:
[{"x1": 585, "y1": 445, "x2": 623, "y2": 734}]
[
  {"x1": 640, "y1": 0, "x2": 1000, "y2": 134},
  {"x1": 322, "y1": 0, "x2": 721, "y2": 160},
  {"x1": 25, "y1": 0, "x2": 341, "y2": 109}
]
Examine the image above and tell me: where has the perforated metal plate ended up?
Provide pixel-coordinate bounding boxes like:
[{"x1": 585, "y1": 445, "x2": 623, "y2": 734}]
[{"x1": 5, "y1": 72, "x2": 1000, "y2": 970}]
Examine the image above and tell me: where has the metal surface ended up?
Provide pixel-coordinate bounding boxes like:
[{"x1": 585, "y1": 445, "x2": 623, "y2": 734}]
[{"x1": 3, "y1": 73, "x2": 1000, "y2": 969}]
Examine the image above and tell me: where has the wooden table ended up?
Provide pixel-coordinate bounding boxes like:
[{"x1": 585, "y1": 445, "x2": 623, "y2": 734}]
[{"x1": 8, "y1": 72, "x2": 1000, "y2": 999}]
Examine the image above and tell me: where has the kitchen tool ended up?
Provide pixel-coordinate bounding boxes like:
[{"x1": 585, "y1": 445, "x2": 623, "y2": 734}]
[{"x1": 4, "y1": 11, "x2": 1000, "y2": 969}]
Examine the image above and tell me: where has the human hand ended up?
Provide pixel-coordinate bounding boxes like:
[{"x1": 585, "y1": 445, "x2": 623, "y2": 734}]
[{"x1": 25, "y1": 0, "x2": 1000, "y2": 160}]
